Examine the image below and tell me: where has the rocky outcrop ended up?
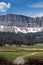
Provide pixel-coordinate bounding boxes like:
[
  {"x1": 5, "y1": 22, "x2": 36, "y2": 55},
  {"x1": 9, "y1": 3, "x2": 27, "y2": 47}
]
[
  {"x1": 0, "y1": 14, "x2": 43, "y2": 33},
  {"x1": 0, "y1": 14, "x2": 43, "y2": 27}
]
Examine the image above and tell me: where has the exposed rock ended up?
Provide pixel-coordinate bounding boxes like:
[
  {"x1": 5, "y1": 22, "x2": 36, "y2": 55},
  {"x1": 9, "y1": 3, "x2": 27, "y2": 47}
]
[
  {"x1": 0, "y1": 14, "x2": 43, "y2": 33},
  {"x1": 13, "y1": 57, "x2": 25, "y2": 65},
  {"x1": 0, "y1": 14, "x2": 43, "y2": 27},
  {"x1": 0, "y1": 14, "x2": 43, "y2": 44}
]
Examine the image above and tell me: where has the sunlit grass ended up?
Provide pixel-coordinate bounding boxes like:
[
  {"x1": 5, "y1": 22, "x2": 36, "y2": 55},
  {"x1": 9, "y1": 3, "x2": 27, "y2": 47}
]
[{"x1": 0, "y1": 51, "x2": 30, "y2": 61}]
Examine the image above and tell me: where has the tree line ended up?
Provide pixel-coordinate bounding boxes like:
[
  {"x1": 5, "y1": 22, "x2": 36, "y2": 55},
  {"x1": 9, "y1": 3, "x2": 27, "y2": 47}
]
[{"x1": 0, "y1": 32, "x2": 43, "y2": 46}]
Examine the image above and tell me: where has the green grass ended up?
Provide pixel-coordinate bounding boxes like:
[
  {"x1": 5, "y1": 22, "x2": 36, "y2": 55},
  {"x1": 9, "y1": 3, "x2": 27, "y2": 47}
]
[
  {"x1": 0, "y1": 44, "x2": 43, "y2": 61},
  {"x1": 0, "y1": 51, "x2": 30, "y2": 61},
  {"x1": 0, "y1": 52, "x2": 43, "y2": 61},
  {"x1": 24, "y1": 52, "x2": 43, "y2": 60},
  {"x1": 21, "y1": 43, "x2": 43, "y2": 49}
]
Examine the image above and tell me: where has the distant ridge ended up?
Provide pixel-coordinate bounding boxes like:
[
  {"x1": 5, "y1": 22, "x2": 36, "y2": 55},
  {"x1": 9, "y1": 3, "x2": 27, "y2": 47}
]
[{"x1": 0, "y1": 14, "x2": 43, "y2": 33}]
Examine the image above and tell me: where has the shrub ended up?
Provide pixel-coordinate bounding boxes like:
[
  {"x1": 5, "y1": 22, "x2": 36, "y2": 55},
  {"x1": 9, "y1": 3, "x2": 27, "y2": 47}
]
[
  {"x1": 24, "y1": 58, "x2": 43, "y2": 65},
  {"x1": 0, "y1": 56, "x2": 15, "y2": 65}
]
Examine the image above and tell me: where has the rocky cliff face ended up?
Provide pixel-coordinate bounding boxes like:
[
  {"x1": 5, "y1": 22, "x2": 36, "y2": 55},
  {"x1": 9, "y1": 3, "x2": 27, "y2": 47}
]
[
  {"x1": 0, "y1": 14, "x2": 43, "y2": 44},
  {"x1": 0, "y1": 14, "x2": 43, "y2": 27},
  {"x1": 0, "y1": 14, "x2": 43, "y2": 33}
]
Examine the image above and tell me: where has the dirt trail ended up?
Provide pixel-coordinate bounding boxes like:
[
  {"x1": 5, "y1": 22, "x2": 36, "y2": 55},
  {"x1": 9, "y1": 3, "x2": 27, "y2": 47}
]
[
  {"x1": 13, "y1": 52, "x2": 37, "y2": 65},
  {"x1": 22, "y1": 52, "x2": 37, "y2": 58}
]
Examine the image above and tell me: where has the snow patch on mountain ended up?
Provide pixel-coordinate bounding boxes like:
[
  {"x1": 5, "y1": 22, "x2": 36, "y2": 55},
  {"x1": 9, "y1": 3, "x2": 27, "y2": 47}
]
[
  {"x1": 13, "y1": 26, "x2": 43, "y2": 33},
  {"x1": 0, "y1": 25, "x2": 43, "y2": 33}
]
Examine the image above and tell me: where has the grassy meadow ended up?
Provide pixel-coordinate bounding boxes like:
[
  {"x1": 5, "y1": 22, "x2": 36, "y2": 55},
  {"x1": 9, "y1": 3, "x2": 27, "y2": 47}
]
[
  {"x1": 0, "y1": 52, "x2": 43, "y2": 61},
  {"x1": 0, "y1": 44, "x2": 43, "y2": 61}
]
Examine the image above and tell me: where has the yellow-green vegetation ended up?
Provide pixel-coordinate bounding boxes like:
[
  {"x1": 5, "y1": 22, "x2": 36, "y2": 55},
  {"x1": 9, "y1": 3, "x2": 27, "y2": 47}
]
[
  {"x1": 0, "y1": 51, "x2": 31, "y2": 61},
  {"x1": 0, "y1": 43, "x2": 43, "y2": 52},
  {"x1": 0, "y1": 44, "x2": 43, "y2": 61},
  {"x1": 0, "y1": 52, "x2": 43, "y2": 61},
  {"x1": 25, "y1": 52, "x2": 43, "y2": 60}
]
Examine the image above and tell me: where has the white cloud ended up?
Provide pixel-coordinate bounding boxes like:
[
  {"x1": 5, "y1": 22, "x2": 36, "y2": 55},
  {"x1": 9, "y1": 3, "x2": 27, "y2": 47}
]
[
  {"x1": 28, "y1": 3, "x2": 43, "y2": 8},
  {"x1": 0, "y1": 2, "x2": 11, "y2": 12}
]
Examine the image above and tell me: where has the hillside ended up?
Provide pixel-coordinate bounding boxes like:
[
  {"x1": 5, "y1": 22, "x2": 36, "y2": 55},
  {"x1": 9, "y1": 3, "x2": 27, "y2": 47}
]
[
  {"x1": 0, "y1": 32, "x2": 43, "y2": 45},
  {"x1": 0, "y1": 14, "x2": 43, "y2": 45},
  {"x1": 0, "y1": 14, "x2": 43, "y2": 33}
]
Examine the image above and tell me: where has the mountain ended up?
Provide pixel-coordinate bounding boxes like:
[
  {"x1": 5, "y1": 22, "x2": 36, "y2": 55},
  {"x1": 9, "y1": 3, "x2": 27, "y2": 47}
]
[
  {"x1": 0, "y1": 14, "x2": 42, "y2": 27},
  {"x1": 0, "y1": 14, "x2": 43, "y2": 45},
  {"x1": 0, "y1": 14, "x2": 43, "y2": 33}
]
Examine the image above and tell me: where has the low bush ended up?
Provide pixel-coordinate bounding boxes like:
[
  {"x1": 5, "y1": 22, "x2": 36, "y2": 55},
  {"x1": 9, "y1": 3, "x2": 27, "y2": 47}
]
[
  {"x1": 24, "y1": 58, "x2": 43, "y2": 65},
  {"x1": 0, "y1": 56, "x2": 43, "y2": 65},
  {"x1": 0, "y1": 56, "x2": 15, "y2": 65}
]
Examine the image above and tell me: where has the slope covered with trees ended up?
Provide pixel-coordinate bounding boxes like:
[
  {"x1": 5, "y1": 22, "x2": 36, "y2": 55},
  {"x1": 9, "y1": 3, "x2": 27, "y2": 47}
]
[{"x1": 0, "y1": 32, "x2": 43, "y2": 46}]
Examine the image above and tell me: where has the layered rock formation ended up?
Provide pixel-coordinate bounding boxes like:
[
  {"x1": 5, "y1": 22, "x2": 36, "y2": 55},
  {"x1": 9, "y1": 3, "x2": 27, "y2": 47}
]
[{"x1": 0, "y1": 14, "x2": 43, "y2": 33}]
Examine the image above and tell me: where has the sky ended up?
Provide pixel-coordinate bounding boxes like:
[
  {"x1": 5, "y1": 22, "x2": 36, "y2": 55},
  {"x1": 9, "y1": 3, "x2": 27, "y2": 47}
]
[{"x1": 0, "y1": 0, "x2": 43, "y2": 17}]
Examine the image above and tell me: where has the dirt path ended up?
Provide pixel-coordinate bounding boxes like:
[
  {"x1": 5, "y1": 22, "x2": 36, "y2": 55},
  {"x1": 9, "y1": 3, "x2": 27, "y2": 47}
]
[
  {"x1": 13, "y1": 52, "x2": 37, "y2": 65},
  {"x1": 22, "y1": 52, "x2": 37, "y2": 57}
]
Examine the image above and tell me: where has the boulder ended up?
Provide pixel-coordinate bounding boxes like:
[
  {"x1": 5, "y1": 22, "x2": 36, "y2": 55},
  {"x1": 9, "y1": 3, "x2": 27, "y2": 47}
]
[{"x1": 13, "y1": 57, "x2": 25, "y2": 65}]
